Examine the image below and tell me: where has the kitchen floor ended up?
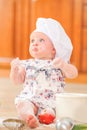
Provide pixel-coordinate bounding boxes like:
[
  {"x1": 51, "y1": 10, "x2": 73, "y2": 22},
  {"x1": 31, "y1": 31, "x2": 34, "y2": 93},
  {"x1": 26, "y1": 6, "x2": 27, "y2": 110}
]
[
  {"x1": 0, "y1": 69, "x2": 87, "y2": 129},
  {"x1": 0, "y1": 77, "x2": 87, "y2": 117}
]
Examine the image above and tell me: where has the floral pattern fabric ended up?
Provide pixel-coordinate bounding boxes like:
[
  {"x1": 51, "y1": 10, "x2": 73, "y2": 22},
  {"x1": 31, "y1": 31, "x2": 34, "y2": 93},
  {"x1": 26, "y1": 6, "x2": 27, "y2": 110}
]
[{"x1": 15, "y1": 59, "x2": 65, "y2": 109}]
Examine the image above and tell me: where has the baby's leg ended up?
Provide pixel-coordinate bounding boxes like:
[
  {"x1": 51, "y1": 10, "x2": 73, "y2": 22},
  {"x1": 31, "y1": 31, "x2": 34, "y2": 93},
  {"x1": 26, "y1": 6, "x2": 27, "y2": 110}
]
[{"x1": 16, "y1": 100, "x2": 39, "y2": 128}]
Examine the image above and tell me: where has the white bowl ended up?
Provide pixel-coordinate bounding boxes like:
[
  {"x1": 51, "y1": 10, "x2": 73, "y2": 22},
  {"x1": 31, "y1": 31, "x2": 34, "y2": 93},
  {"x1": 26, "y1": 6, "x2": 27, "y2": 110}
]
[{"x1": 56, "y1": 93, "x2": 87, "y2": 122}]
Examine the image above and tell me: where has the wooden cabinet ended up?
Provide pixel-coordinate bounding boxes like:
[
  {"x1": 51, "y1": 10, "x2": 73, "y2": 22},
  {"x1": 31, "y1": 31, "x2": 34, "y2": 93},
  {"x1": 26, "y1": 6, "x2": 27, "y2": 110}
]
[
  {"x1": 72, "y1": 0, "x2": 87, "y2": 72},
  {"x1": 0, "y1": 0, "x2": 87, "y2": 73},
  {"x1": 0, "y1": 0, "x2": 14, "y2": 58},
  {"x1": 81, "y1": 0, "x2": 87, "y2": 72},
  {"x1": 14, "y1": 0, "x2": 31, "y2": 59},
  {"x1": 0, "y1": 0, "x2": 31, "y2": 60}
]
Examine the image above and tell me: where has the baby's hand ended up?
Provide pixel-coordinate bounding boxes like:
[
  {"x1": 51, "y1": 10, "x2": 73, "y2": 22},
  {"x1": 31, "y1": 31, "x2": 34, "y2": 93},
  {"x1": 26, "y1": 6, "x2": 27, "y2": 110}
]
[
  {"x1": 11, "y1": 57, "x2": 20, "y2": 67},
  {"x1": 52, "y1": 57, "x2": 65, "y2": 69},
  {"x1": 10, "y1": 58, "x2": 26, "y2": 84},
  {"x1": 10, "y1": 57, "x2": 21, "y2": 74}
]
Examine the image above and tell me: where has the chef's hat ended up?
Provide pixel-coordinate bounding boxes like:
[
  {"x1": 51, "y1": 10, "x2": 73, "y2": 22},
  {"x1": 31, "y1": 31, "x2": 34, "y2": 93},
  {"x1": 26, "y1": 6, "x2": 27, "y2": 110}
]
[{"x1": 34, "y1": 18, "x2": 73, "y2": 62}]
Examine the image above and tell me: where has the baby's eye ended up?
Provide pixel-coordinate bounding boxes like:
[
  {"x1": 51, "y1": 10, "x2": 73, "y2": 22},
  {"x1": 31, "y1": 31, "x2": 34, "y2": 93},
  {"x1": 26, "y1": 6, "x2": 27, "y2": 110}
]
[
  {"x1": 39, "y1": 38, "x2": 44, "y2": 42},
  {"x1": 31, "y1": 39, "x2": 35, "y2": 43}
]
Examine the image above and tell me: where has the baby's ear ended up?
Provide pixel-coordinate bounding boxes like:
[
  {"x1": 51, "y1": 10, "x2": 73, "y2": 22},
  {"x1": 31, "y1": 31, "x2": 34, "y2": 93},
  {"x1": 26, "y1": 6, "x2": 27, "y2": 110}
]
[{"x1": 52, "y1": 48, "x2": 56, "y2": 55}]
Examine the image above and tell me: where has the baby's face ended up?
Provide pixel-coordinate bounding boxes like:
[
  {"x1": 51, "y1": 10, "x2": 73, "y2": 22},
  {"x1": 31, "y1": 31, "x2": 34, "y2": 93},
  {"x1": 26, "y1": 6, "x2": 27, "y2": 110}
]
[{"x1": 29, "y1": 32, "x2": 56, "y2": 59}]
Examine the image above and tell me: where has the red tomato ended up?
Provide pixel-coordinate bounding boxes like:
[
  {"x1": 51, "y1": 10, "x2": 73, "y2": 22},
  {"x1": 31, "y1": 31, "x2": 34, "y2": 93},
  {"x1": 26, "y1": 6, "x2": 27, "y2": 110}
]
[{"x1": 38, "y1": 113, "x2": 55, "y2": 124}]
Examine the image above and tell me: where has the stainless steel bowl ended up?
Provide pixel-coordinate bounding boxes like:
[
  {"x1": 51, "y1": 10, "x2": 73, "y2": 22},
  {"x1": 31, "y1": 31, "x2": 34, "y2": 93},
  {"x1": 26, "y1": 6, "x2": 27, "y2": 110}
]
[{"x1": 56, "y1": 117, "x2": 74, "y2": 130}]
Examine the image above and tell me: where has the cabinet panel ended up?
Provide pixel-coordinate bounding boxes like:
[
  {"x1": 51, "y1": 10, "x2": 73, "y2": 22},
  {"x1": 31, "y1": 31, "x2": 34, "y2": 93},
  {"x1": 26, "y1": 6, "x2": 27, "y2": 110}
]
[
  {"x1": 83, "y1": 4, "x2": 87, "y2": 27},
  {"x1": 30, "y1": 0, "x2": 73, "y2": 37},
  {"x1": 84, "y1": 0, "x2": 87, "y2": 3},
  {"x1": 14, "y1": 0, "x2": 30, "y2": 59},
  {"x1": 72, "y1": 0, "x2": 82, "y2": 71},
  {"x1": 0, "y1": 0, "x2": 31, "y2": 60},
  {"x1": 83, "y1": 29, "x2": 87, "y2": 49},
  {"x1": 81, "y1": 0, "x2": 87, "y2": 72},
  {"x1": 81, "y1": 50, "x2": 87, "y2": 72},
  {"x1": 0, "y1": 0, "x2": 14, "y2": 58}
]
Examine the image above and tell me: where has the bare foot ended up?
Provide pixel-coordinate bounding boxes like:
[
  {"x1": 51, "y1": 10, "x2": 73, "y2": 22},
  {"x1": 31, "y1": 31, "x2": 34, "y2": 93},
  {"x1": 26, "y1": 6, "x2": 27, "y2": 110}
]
[{"x1": 26, "y1": 115, "x2": 39, "y2": 128}]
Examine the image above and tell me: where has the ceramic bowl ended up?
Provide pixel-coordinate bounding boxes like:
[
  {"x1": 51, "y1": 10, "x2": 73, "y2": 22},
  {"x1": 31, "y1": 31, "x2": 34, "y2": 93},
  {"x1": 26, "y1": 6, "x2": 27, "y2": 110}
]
[{"x1": 56, "y1": 93, "x2": 87, "y2": 123}]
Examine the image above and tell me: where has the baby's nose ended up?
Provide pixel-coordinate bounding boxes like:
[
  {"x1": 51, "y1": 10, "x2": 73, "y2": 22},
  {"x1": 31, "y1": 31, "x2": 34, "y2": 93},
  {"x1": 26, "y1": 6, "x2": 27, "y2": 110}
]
[{"x1": 33, "y1": 41, "x2": 38, "y2": 46}]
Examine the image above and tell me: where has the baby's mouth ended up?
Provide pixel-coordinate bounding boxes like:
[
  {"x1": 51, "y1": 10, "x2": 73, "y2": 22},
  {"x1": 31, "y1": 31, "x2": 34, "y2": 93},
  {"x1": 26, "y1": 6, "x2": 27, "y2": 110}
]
[{"x1": 32, "y1": 47, "x2": 38, "y2": 51}]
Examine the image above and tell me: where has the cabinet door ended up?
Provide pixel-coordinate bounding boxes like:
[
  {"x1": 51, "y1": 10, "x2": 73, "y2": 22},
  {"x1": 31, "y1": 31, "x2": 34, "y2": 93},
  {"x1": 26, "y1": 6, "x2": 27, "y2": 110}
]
[
  {"x1": 30, "y1": 0, "x2": 73, "y2": 36},
  {"x1": 73, "y1": 0, "x2": 87, "y2": 72},
  {"x1": 0, "y1": 0, "x2": 14, "y2": 58},
  {"x1": 81, "y1": 0, "x2": 87, "y2": 72},
  {"x1": 14, "y1": 0, "x2": 31, "y2": 59},
  {"x1": 0, "y1": 0, "x2": 31, "y2": 61}
]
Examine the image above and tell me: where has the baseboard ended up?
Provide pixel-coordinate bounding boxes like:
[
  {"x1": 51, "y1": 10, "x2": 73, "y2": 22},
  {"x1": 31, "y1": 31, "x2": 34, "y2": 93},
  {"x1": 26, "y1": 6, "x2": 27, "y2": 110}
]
[{"x1": 66, "y1": 73, "x2": 87, "y2": 84}]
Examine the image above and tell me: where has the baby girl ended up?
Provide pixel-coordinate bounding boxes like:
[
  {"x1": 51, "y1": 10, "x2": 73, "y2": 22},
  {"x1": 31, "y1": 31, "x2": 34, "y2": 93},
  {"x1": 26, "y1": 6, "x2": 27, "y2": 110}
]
[{"x1": 10, "y1": 18, "x2": 78, "y2": 128}]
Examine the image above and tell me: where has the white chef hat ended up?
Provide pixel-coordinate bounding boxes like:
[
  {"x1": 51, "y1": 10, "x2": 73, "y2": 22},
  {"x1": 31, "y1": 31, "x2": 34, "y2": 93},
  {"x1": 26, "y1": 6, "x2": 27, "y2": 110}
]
[{"x1": 34, "y1": 18, "x2": 73, "y2": 62}]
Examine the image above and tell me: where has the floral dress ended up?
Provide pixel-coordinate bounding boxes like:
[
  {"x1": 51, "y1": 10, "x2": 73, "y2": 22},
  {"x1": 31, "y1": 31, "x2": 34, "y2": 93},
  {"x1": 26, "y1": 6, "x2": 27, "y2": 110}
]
[{"x1": 15, "y1": 59, "x2": 65, "y2": 109}]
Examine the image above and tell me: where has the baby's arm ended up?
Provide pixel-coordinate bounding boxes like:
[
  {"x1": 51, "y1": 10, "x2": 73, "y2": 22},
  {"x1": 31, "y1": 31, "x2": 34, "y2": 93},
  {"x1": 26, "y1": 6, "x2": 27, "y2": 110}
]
[
  {"x1": 53, "y1": 57, "x2": 78, "y2": 79},
  {"x1": 10, "y1": 58, "x2": 26, "y2": 84}
]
